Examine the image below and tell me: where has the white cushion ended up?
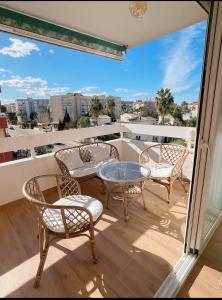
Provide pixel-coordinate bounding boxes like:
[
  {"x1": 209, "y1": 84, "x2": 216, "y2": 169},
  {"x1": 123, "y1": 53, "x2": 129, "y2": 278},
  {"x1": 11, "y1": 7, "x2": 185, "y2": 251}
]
[
  {"x1": 42, "y1": 195, "x2": 103, "y2": 233},
  {"x1": 62, "y1": 152, "x2": 84, "y2": 170},
  {"x1": 89, "y1": 146, "x2": 110, "y2": 163},
  {"x1": 144, "y1": 160, "x2": 173, "y2": 178},
  {"x1": 69, "y1": 158, "x2": 117, "y2": 178}
]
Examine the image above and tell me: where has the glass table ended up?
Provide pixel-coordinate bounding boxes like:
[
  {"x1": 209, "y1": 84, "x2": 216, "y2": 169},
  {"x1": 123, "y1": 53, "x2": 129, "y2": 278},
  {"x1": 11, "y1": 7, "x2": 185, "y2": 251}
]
[{"x1": 97, "y1": 161, "x2": 151, "y2": 221}]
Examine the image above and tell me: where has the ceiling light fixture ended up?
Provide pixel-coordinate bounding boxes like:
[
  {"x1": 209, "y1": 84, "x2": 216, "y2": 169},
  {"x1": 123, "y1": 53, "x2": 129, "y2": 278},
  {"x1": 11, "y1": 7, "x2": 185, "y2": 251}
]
[{"x1": 129, "y1": 1, "x2": 148, "y2": 18}]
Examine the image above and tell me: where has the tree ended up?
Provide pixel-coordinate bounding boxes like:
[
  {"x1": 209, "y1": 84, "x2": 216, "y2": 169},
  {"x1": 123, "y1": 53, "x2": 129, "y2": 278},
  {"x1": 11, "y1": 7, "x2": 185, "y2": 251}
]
[
  {"x1": 58, "y1": 119, "x2": 64, "y2": 131},
  {"x1": 107, "y1": 97, "x2": 115, "y2": 120},
  {"x1": 89, "y1": 96, "x2": 103, "y2": 126},
  {"x1": 30, "y1": 111, "x2": 38, "y2": 121},
  {"x1": 77, "y1": 116, "x2": 90, "y2": 128},
  {"x1": 181, "y1": 101, "x2": 190, "y2": 114},
  {"x1": 144, "y1": 101, "x2": 158, "y2": 118},
  {"x1": 63, "y1": 108, "x2": 71, "y2": 126},
  {"x1": 0, "y1": 105, "x2": 6, "y2": 113},
  {"x1": 35, "y1": 145, "x2": 53, "y2": 155},
  {"x1": 47, "y1": 104, "x2": 52, "y2": 122},
  {"x1": 7, "y1": 112, "x2": 17, "y2": 124},
  {"x1": 169, "y1": 104, "x2": 184, "y2": 126},
  {"x1": 155, "y1": 88, "x2": 174, "y2": 125},
  {"x1": 186, "y1": 116, "x2": 197, "y2": 127}
]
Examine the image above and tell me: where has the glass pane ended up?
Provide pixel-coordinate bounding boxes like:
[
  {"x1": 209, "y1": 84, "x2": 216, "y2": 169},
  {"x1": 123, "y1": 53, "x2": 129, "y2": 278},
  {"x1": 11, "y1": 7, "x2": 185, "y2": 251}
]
[{"x1": 202, "y1": 101, "x2": 222, "y2": 239}]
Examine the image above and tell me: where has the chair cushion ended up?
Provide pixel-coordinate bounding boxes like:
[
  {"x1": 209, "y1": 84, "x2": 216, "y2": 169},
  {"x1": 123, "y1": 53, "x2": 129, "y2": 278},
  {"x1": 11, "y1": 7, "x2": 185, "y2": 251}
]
[
  {"x1": 69, "y1": 158, "x2": 117, "y2": 178},
  {"x1": 144, "y1": 160, "x2": 173, "y2": 178},
  {"x1": 89, "y1": 146, "x2": 110, "y2": 163},
  {"x1": 62, "y1": 151, "x2": 84, "y2": 170},
  {"x1": 42, "y1": 195, "x2": 103, "y2": 233}
]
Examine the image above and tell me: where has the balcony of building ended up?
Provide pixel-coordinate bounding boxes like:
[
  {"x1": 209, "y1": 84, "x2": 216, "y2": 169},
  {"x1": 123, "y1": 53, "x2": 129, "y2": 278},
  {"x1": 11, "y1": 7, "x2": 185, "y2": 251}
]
[{"x1": 0, "y1": 123, "x2": 194, "y2": 297}]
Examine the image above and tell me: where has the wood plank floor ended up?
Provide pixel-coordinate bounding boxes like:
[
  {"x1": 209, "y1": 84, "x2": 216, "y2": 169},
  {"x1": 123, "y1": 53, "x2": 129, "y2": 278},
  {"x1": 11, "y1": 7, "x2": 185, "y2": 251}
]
[
  {"x1": 0, "y1": 178, "x2": 189, "y2": 297},
  {"x1": 178, "y1": 220, "x2": 222, "y2": 298}
]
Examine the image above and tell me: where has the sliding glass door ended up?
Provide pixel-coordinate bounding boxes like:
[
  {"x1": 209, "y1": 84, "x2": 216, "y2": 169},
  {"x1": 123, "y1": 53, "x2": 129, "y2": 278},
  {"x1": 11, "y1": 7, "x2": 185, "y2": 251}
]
[{"x1": 185, "y1": 1, "x2": 222, "y2": 254}]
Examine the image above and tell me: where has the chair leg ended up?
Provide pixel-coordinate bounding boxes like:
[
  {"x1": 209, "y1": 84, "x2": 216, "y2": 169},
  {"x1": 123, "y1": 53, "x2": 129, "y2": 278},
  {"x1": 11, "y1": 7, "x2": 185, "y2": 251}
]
[
  {"x1": 123, "y1": 192, "x2": 129, "y2": 222},
  {"x1": 140, "y1": 182, "x2": 147, "y2": 210},
  {"x1": 89, "y1": 228, "x2": 97, "y2": 264},
  {"x1": 179, "y1": 172, "x2": 187, "y2": 192},
  {"x1": 97, "y1": 176, "x2": 106, "y2": 194},
  {"x1": 166, "y1": 183, "x2": 173, "y2": 204},
  {"x1": 141, "y1": 191, "x2": 147, "y2": 210},
  {"x1": 34, "y1": 227, "x2": 50, "y2": 288}
]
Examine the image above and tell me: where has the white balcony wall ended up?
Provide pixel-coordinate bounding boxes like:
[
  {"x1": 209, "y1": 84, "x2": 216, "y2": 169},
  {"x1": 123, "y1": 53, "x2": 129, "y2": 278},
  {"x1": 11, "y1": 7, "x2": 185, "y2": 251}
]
[
  {"x1": 0, "y1": 124, "x2": 195, "y2": 206},
  {"x1": 121, "y1": 139, "x2": 194, "y2": 181}
]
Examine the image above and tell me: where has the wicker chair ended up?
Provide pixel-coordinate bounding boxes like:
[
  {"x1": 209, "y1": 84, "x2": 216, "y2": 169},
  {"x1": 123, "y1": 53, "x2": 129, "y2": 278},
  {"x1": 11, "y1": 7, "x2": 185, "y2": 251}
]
[
  {"x1": 139, "y1": 143, "x2": 189, "y2": 203},
  {"x1": 22, "y1": 174, "x2": 103, "y2": 288},
  {"x1": 54, "y1": 142, "x2": 119, "y2": 190}
]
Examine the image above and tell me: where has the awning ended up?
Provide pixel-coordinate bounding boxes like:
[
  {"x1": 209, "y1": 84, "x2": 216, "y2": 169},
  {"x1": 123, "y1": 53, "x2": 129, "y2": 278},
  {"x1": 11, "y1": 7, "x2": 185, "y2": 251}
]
[{"x1": 0, "y1": 6, "x2": 127, "y2": 60}]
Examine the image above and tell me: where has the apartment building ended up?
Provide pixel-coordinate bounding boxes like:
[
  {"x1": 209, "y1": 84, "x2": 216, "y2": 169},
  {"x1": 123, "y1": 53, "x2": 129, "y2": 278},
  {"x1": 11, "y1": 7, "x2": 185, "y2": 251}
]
[
  {"x1": 133, "y1": 99, "x2": 158, "y2": 118},
  {"x1": 50, "y1": 93, "x2": 121, "y2": 122},
  {"x1": 4, "y1": 102, "x2": 16, "y2": 113},
  {"x1": 15, "y1": 98, "x2": 49, "y2": 122},
  {"x1": 0, "y1": 113, "x2": 13, "y2": 163}
]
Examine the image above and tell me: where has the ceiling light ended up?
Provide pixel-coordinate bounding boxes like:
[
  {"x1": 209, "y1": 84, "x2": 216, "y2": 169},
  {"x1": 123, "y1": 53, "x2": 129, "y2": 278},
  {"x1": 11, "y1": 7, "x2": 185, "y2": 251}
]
[{"x1": 129, "y1": 1, "x2": 148, "y2": 18}]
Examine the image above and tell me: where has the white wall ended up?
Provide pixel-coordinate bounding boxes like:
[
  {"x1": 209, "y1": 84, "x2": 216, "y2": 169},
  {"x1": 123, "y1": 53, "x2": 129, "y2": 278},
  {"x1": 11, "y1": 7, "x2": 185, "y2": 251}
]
[
  {"x1": 0, "y1": 138, "x2": 123, "y2": 206},
  {"x1": 121, "y1": 139, "x2": 194, "y2": 181},
  {"x1": 0, "y1": 124, "x2": 194, "y2": 206}
]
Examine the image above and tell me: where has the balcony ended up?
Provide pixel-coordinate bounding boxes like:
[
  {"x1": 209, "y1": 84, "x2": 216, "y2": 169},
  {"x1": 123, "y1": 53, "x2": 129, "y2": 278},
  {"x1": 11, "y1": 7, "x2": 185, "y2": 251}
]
[{"x1": 0, "y1": 123, "x2": 194, "y2": 297}]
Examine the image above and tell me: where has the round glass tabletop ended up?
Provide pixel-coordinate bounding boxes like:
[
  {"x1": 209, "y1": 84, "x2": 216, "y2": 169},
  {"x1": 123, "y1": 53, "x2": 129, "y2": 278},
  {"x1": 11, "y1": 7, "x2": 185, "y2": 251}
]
[{"x1": 97, "y1": 160, "x2": 151, "y2": 184}]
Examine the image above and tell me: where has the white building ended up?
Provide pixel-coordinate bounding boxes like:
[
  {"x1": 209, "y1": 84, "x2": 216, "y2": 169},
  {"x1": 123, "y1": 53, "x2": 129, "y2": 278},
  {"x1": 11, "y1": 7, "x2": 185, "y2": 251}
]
[
  {"x1": 120, "y1": 113, "x2": 139, "y2": 122},
  {"x1": 15, "y1": 98, "x2": 49, "y2": 123},
  {"x1": 90, "y1": 115, "x2": 111, "y2": 126},
  {"x1": 50, "y1": 93, "x2": 121, "y2": 123},
  {"x1": 4, "y1": 103, "x2": 16, "y2": 113}
]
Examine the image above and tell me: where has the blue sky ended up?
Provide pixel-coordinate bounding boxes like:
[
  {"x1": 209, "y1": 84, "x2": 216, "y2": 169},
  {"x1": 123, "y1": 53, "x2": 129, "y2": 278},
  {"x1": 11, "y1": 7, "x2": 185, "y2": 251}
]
[{"x1": 0, "y1": 20, "x2": 207, "y2": 104}]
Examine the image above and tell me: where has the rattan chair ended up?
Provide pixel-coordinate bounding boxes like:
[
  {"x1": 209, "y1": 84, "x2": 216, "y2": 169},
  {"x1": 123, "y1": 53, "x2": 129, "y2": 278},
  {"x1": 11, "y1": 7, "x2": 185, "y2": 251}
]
[
  {"x1": 54, "y1": 142, "x2": 119, "y2": 180},
  {"x1": 139, "y1": 143, "x2": 189, "y2": 203},
  {"x1": 54, "y1": 142, "x2": 119, "y2": 193},
  {"x1": 22, "y1": 174, "x2": 103, "y2": 288}
]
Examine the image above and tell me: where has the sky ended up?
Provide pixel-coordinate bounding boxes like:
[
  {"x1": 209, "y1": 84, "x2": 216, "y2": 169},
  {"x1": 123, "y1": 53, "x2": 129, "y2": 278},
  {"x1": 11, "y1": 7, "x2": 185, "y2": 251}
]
[{"x1": 0, "y1": 20, "x2": 207, "y2": 104}]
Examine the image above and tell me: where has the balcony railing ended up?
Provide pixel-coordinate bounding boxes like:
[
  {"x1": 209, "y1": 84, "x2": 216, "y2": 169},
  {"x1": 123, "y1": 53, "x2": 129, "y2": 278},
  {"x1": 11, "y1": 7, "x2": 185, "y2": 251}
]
[{"x1": 0, "y1": 123, "x2": 196, "y2": 206}]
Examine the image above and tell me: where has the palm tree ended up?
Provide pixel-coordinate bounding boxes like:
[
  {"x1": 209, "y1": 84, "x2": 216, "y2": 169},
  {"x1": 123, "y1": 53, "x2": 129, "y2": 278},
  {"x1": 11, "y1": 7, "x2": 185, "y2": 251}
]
[
  {"x1": 155, "y1": 88, "x2": 174, "y2": 125},
  {"x1": 89, "y1": 96, "x2": 103, "y2": 126},
  {"x1": 107, "y1": 97, "x2": 115, "y2": 121}
]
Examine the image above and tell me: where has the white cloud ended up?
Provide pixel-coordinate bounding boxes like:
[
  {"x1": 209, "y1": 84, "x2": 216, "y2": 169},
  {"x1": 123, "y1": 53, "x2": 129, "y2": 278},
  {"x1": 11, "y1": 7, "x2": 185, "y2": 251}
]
[
  {"x1": 0, "y1": 75, "x2": 69, "y2": 97},
  {"x1": 0, "y1": 68, "x2": 7, "y2": 73},
  {"x1": 78, "y1": 86, "x2": 100, "y2": 92},
  {"x1": 133, "y1": 92, "x2": 148, "y2": 97},
  {"x1": 75, "y1": 86, "x2": 107, "y2": 96},
  {"x1": 0, "y1": 38, "x2": 39, "y2": 58},
  {"x1": 162, "y1": 23, "x2": 204, "y2": 93},
  {"x1": 49, "y1": 49, "x2": 54, "y2": 54},
  {"x1": 114, "y1": 88, "x2": 130, "y2": 93}
]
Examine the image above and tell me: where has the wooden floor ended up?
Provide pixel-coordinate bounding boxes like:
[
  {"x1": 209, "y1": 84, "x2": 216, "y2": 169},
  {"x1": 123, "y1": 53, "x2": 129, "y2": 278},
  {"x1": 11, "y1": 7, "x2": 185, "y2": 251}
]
[
  {"x1": 178, "y1": 221, "x2": 222, "y2": 298},
  {"x1": 0, "y1": 178, "x2": 189, "y2": 297}
]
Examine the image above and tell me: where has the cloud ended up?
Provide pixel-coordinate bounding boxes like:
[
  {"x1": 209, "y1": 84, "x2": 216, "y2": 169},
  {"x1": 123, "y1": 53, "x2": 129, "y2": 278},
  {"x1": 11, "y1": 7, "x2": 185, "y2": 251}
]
[
  {"x1": 49, "y1": 49, "x2": 54, "y2": 54},
  {"x1": 78, "y1": 86, "x2": 100, "y2": 92},
  {"x1": 0, "y1": 68, "x2": 7, "y2": 73},
  {"x1": 133, "y1": 92, "x2": 148, "y2": 97},
  {"x1": 162, "y1": 22, "x2": 205, "y2": 93},
  {"x1": 114, "y1": 88, "x2": 130, "y2": 93},
  {"x1": 75, "y1": 86, "x2": 107, "y2": 96},
  {"x1": 0, "y1": 75, "x2": 69, "y2": 97},
  {"x1": 0, "y1": 38, "x2": 39, "y2": 58}
]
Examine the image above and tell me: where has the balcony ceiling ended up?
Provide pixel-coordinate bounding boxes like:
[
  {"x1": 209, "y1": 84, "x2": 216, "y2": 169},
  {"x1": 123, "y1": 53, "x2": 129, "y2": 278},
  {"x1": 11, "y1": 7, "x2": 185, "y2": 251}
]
[{"x1": 0, "y1": 1, "x2": 207, "y2": 48}]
